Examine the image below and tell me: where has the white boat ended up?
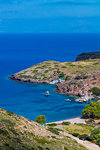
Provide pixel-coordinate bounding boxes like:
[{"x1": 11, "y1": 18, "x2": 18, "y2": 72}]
[
  {"x1": 45, "y1": 91, "x2": 50, "y2": 97},
  {"x1": 64, "y1": 99, "x2": 71, "y2": 102}
]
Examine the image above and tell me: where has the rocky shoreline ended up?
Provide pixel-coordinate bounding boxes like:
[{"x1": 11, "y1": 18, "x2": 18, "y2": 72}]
[
  {"x1": 9, "y1": 74, "x2": 50, "y2": 84},
  {"x1": 55, "y1": 71, "x2": 100, "y2": 97}
]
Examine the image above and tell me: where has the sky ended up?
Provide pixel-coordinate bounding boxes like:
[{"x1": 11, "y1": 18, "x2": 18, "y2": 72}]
[{"x1": 0, "y1": 0, "x2": 100, "y2": 33}]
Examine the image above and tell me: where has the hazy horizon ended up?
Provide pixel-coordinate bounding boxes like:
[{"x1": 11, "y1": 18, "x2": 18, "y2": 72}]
[{"x1": 0, "y1": 0, "x2": 100, "y2": 33}]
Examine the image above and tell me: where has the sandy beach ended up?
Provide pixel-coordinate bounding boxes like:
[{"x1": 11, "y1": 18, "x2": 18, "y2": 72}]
[{"x1": 47, "y1": 117, "x2": 86, "y2": 125}]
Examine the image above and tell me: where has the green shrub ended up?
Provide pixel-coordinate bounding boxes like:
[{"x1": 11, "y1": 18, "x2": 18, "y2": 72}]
[
  {"x1": 57, "y1": 70, "x2": 61, "y2": 73},
  {"x1": 48, "y1": 128, "x2": 59, "y2": 135},
  {"x1": 75, "y1": 75, "x2": 88, "y2": 80},
  {"x1": 78, "y1": 65, "x2": 83, "y2": 68},
  {"x1": 79, "y1": 134, "x2": 89, "y2": 140},
  {"x1": 2, "y1": 119, "x2": 15, "y2": 127},
  {"x1": 64, "y1": 147, "x2": 68, "y2": 150},
  {"x1": 87, "y1": 134, "x2": 100, "y2": 142},
  {"x1": 83, "y1": 76, "x2": 89, "y2": 79},
  {"x1": 92, "y1": 128, "x2": 100, "y2": 135},
  {"x1": 47, "y1": 123, "x2": 57, "y2": 127},
  {"x1": 86, "y1": 118, "x2": 94, "y2": 124},
  {"x1": 43, "y1": 77, "x2": 47, "y2": 80},
  {"x1": 6, "y1": 110, "x2": 14, "y2": 116},
  {"x1": 55, "y1": 128, "x2": 63, "y2": 131},
  {"x1": 41, "y1": 74, "x2": 45, "y2": 77},
  {"x1": 62, "y1": 122, "x2": 70, "y2": 125},
  {"x1": 97, "y1": 138, "x2": 100, "y2": 147},
  {"x1": 65, "y1": 76, "x2": 71, "y2": 81},
  {"x1": 35, "y1": 137, "x2": 49, "y2": 144},
  {"x1": 51, "y1": 136, "x2": 56, "y2": 138},
  {"x1": 8, "y1": 128, "x2": 18, "y2": 135},
  {"x1": 0, "y1": 129, "x2": 9, "y2": 136},
  {"x1": 59, "y1": 72, "x2": 65, "y2": 78},
  {"x1": 82, "y1": 102, "x2": 100, "y2": 119},
  {"x1": 38, "y1": 146, "x2": 43, "y2": 150},
  {"x1": 72, "y1": 133, "x2": 80, "y2": 137},
  {"x1": 62, "y1": 66, "x2": 67, "y2": 68},
  {"x1": 46, "y1": 147, "x2": 50, "y2": 150},
  {"x1": 44, "y1": 70, "x2": 49, "y2": 73},
  {"x1": 92, "y1": 82, "x2": 96, "y2": 85},
  {"x1": 75, "y1": 76, "x2": 82, "y2": 80},
  {"x1": 89, "y1": 87, "x2": 100, "y2": 96},
  {"x1": 19, "y1": 75, "x2": 32, "y2": 79},
  {"x1": 32, "y1": 70, "x2": 38, "y2": 73}
]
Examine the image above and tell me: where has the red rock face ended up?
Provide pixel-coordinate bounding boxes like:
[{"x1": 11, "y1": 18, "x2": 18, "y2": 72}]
[{"x1": 55, "y1": 71, "x2": 100, "y2": 97}]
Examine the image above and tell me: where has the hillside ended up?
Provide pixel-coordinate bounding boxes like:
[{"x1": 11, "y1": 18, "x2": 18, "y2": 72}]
[
  {"x1": 9, "y1": 58, "x2": 100, "y2": 97},
  {"x1": 76, "y1": 51, "x2": 100, "y2": 61},
  {"x1": 0, "y1": 108, "x2": 87, "y2": 150}
]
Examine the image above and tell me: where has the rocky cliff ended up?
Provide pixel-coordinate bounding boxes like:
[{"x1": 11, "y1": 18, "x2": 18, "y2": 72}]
[
  {"x1": 76, "y1": 51, "x2": 100, "y2": 61},
  {"x1": 55, "y1": 71, "x2": 100, "y2": 97}
]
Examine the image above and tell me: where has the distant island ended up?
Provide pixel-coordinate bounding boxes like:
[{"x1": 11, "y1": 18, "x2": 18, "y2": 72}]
[
  {"x1": 76, "y1": 51, "x2": 100, "y2": 61},
  {"x1": 9, "y1": 51, "x2": 100, "y2": 97}
]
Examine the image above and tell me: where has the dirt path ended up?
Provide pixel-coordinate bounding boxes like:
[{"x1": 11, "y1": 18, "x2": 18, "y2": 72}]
[{"x1": 61, "y1": 131, "x2": 100, "y2": 150}]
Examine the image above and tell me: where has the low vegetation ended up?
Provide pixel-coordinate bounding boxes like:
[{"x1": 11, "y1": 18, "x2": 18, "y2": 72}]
[
  {"x1": 71, "y1": 126, "x2": 100, "y2": 147},
  {"x1": 75, "y1": 75, "x2": 88, "y2": 80},
  {"x1": 64, "y1": 124, "x2": 93, "y2": 135},
  {"x1": 89, "y1": 87, "x2": 100, "y2": 96},
  {"x1": 62, "y1": 122, "x2": 70, "y2": 126},
  {"x1": 65, "y1": 76, "x2": 71, "y2": 81},
  {"x1": 0, "y1": 108, "x2": 87, "y2": 150},
  {"x1": 47, "y1": 123, "x2": 57, "y2": 127}
]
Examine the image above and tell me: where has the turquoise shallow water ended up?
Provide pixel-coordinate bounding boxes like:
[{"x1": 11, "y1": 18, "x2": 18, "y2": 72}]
[{"x1": 0, "y1": 34, "x2": 100, "y2": 122}]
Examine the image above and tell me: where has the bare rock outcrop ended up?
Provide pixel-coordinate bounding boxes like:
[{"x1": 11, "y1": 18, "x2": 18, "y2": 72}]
[{"x1": 55, "y1": 71, "x2": 100, "y2": 97}]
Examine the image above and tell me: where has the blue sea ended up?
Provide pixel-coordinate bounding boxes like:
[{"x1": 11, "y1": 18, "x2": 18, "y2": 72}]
[{"x1": 0, "y1": 33, "x2": 100, "y2": 122}]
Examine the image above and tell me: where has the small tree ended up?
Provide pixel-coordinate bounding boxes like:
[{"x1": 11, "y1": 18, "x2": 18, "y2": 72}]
[
  {"x1": 59, "y1": 72, "x2": 65, "y2": 78},
  {"x1": 65, "y1": 76, "x2": 71, "y2": 81},
  {"x1": 35, "y1": 115, "x2": 46, "y2": 124},
  {"x1": 82, "y1": 102, "x2": 100, "y2": 119}
]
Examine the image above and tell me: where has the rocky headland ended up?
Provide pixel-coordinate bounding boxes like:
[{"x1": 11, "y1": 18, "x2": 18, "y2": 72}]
[
  {"x1": 76, "y1": 51, "x2": 100, "y2": 61},
  {"x1": 9, "y1": 52, "x2": 100, "y2": 97},
  {"x1": 55, "y1": 71, "x2": 100, "y2": 97}
]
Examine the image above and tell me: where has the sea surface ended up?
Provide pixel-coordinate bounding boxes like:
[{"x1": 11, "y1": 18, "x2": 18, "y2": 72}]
[{"x1": 0, "y1": 33, "x2": 100, "y2": 122}]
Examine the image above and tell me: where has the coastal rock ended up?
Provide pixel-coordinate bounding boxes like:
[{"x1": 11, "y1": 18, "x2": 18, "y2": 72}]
[
  {"x1": 9, "y1": 74, "x2": 50, "y2": 84},
  {"x1": 55, "y1": 71, "x2": 100, "y2": 97},
  {"x1": 76, "y1": 51, "x2": 100, "y2": 61}
]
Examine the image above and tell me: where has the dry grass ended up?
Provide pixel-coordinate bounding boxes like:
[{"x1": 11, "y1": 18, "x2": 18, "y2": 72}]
[{"x1": 64, "y1": 124, "x2": 93, "y2": 135}]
